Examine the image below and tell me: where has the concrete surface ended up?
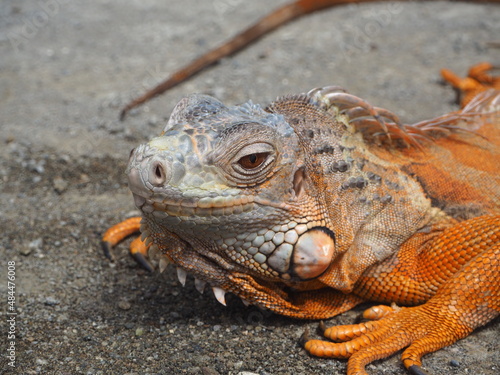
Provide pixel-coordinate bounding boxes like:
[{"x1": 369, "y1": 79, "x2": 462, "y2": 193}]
[{"x1": 1, "y1": 1, "x2": 499, "y2": 374}]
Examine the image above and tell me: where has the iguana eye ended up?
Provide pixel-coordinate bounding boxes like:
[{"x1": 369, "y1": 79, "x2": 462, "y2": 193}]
[
  {"x1": 238, "y1": 152, "x2": 269, "y2": 170},
  {"x1": 221, "y1": 142, "x2": 276, "y2": 186}
]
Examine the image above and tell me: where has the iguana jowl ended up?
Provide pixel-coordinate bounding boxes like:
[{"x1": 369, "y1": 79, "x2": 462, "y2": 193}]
[{"x1": 104, "y1": 85, "x2": 500, "y2": 374}]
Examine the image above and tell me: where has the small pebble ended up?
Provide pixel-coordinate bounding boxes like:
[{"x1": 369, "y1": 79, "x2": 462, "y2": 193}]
[
  {"x1": 44, "y1": 296, "x2": 60, "y2": 306},
  {"x1": 20, "y1": 246, "x2": 32, "y2": 256},
  {"x1": 118, "y1": 300, "x2": 131, "y2": 310},
  {"x1": 233, "y1": 361, "x2": 243, "y2": 370},
  {"x1": 79, "y1": 173, "x2": 90, "y2": 183},
  {"x1": 53, "y1": 176, "x2": 68, "y2": 193},
  {"x1": 449, "y1": 359, "x2": 460, "y2": 367},
  {"x1": 30, "y1": 238, "x2": 43, "y2": 250}
]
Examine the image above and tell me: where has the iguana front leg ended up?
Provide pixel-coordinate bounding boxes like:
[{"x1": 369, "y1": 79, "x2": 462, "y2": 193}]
[
  {"x1": 102, "y1": 217, "x2": 153, "y2": 271},
  {"x1": 303, "y1": 215, "x2": 500, "y2": 375}
]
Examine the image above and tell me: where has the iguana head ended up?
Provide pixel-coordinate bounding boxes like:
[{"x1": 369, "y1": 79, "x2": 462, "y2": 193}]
[{"x1": 127, "y1": 90, "x2": 433, "y2": 318}]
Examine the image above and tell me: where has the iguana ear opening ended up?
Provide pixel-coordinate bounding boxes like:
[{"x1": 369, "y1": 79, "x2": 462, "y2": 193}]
[{"x1": 293, "y1": 167, "x2": 306, "y2": 199}]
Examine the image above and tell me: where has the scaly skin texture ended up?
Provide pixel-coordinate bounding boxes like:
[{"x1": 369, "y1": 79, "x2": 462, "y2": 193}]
[{"x1": 104, "y1": 74, "x2": 500, "y2": 374}]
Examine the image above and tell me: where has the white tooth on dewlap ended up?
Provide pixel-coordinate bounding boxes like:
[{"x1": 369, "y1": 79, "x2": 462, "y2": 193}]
[
  {"x1": 293, "y1": 229, "x2": 335, "y2": 279},
  {"x1": 158, "y1": 257, "x2": 170, "y2": 273},
  {"x1": 194, "y1": 278, "x2": 206, "y2": 294},
  {"x1": 177, "y1": 267, "x2": 187, "y2": 286},
  {"x1": 212, "y1": 287, "x2": 227, "y2": 306}
]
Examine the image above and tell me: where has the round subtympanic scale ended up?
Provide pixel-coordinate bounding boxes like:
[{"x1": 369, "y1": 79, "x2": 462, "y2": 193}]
[{"x1": 292, "y1": 229, "x2": 335, "y2": 279}]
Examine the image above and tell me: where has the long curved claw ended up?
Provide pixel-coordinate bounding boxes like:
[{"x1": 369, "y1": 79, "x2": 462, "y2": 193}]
[
  {"x1": 130, "y1": 251, "x2": 154, "y2": 272},
  {"x1": 318, "y1": 320, "x2": 327, "y2": 334},
  {"x1": 130, "y1": 236, "x2": 154, "y2": 272},
  {"x1": 101, "y1": 240, "x2": 114, "y2": 261},
  {"x1": 299, "y1": 327, "x2": 311, "y2": 348},
  {"x1": 102, "y1": 217, "x2": 155, "y2": 271}
]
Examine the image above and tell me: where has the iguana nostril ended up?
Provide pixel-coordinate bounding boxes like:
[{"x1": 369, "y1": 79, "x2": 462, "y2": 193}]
[
  {"x1": 150, "y1": 161, "x2": 168, "y2": 186},
  {"x1": 155, "y1": 164, "x2": 163, "y2": 179}
]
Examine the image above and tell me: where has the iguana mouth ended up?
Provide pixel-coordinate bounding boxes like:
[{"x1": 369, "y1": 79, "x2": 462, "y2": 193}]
[
  {"x1": 134, "y1": 194, "x2": 256, "y2": 217},
  {"x1": 132, "y1": 190, "x2": 293, "y2": 218},
  {"x1": 152, "y1": 200, "x2": 255, "y2": 217}
]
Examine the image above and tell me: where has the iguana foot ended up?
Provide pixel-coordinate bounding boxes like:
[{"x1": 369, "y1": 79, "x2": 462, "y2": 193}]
[
  {"x1": 102, "y1": 217, "x2": 153, "y2": 272},
  {"x1": 304, "y1": 235, "x2": 500, "y2": 375},
  {"x1": 304, "y1": 303, "x2": 469, "y2": 375},
  {"x1": 441, "y1": 62, "x2": 499, "y2": 107}
]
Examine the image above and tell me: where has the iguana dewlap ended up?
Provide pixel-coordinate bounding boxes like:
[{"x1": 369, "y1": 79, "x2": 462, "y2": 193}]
[{"x1": 105, "y1": 87, "x2": 500, "y2": 374}]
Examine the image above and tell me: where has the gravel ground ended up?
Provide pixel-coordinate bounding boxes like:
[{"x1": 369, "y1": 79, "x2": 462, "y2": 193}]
[{"x1": 1, "y1": 1, "x2": 499, "y2": 374}]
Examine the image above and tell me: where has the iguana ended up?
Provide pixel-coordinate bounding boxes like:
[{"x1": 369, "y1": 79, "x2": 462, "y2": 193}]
[{"x1": 103, "y1": 65, "x2": 500, "y2": 375}]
